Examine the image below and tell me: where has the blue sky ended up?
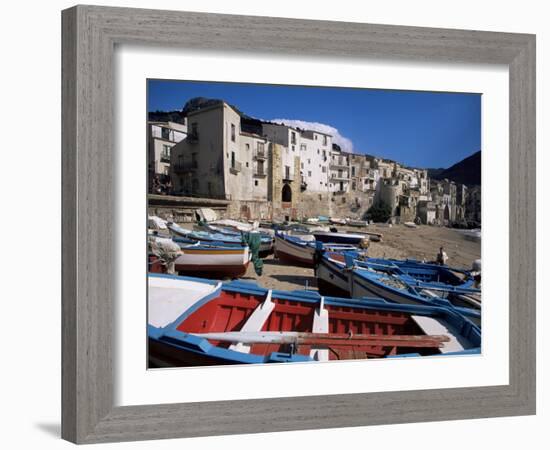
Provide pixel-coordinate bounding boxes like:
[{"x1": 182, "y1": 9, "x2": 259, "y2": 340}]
[{"x1": 148, "y1": 79, "x2": 481, "y2": 168}]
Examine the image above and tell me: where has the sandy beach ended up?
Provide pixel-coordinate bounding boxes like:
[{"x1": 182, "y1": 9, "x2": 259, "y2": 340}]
[{"x1": 237, "y1": 224, "x2": 481, "y2": 292}]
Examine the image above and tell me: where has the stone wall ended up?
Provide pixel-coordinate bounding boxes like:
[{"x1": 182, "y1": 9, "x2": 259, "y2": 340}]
[{"x1": 148, "y1": 194, "x2": 230, "y2": 222}]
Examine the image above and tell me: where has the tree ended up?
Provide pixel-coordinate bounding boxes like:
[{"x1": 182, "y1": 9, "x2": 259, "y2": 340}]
[{"x1": 364, "y1": 201, "x2": 392, "y2": 223}]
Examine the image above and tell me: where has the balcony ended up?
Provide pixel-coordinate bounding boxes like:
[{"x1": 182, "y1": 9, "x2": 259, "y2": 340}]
[
  {"x1": 173, "y1": 161, "x2": 198, "y2": 173},
  {"x1": 330, "y1": 161, "x2": 349, "y2": 169},
  {"x1": 253, "y1": 148, "x2": 268, "y2": 160},
  {"x1": 283, "y1": 174, "x2": 294, "y2": 182},
  {"x1": 330, "y1": 174, "x2": 349, "y2": 181},
  {"x1": 160, "y1": 154, "x2": 170, "y2": 163},
  {"x1": 229, "y1": 161, "x2": 242, "y2": 175},
  {"x1": 253, "y1": 169, "x2": 267, "y2": 178}
]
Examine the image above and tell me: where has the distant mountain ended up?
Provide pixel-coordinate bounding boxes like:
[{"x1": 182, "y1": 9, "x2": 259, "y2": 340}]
[
  {"x1": 428, "y1": 151, "x2": 481, "y2": 186},
  {"x1": 148, "y1": 110, "x2": 186, "y2": 124},
  {"x1": 427, "y1": 167, "x2": 446, "y2": 179},
  {"x1": 148, "y1": 97, "x2": 250, "y2": 125}
]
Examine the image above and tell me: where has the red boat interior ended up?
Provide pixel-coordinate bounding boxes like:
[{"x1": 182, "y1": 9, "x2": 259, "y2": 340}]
[{"x1": 176, "y1": 290, "x2": 441, "y2": 360}]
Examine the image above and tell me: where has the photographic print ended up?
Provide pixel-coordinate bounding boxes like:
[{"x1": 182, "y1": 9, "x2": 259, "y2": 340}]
[{"x1": 146, "y1": 80, "x2": 482, "y2": 368}]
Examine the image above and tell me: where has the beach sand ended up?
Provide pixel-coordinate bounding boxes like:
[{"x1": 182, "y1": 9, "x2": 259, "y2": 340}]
[{"x1": 240, "y1": 224, "x2": 481, "y2": 292}]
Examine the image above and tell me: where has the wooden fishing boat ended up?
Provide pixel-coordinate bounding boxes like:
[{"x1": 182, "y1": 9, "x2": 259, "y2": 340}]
[
  {"x1": 173, "y1": 241, "x2": 251, "y2": 278},
  {"x1": 167, "y1": 222, "x2": 192, "y2": 237},
  {"x1": 316, "y1": 252, "x2": 481, "y2": 326},
  {"x1": 329, "y1": 217, "x2": 347, "y2": 225},
  {"x1": 148, "y1": 274, "x2": 481, "y2": 367},
  {"x1": 195, "y1": 223, "x2": 274, "y2": 254},
  {"x1": 274, "y1": 232, "x2": 358, "y2": 267},
  {"x1": 313, "y1": 230, "x2": 368, "y2": 245},
  {"x1": 346, "y1": 219, "x2": 368, "y2": 227},
  {"x1": 170, "y1": 222, "x2": 273, "y2": 255}
]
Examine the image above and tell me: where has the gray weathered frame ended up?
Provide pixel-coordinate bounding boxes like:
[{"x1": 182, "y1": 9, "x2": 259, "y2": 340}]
[{"x1": 62, "y1": 5, "x2": 536, "y2": 444}]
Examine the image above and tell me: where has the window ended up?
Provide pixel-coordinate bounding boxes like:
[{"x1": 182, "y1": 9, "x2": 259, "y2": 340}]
[
  {"x1": 161, "y1": 127, "x2": 171, "y2": 141},
  {"x1": 300, "y1": 144, "x2": 306, "y2": 151},
  {"x1": 291, "y1": 131, "x2": 296, "y2": 144},
  {"x1": 191, "y1": 123, "x2": 198, "y2": 138},
  {"x1": 231, "y1": 151, "x2": 235, "y2": 168},
  {"x1": 351, "y1": 166, "x2": 356, "y2": 176},
  {"x1": 254, "y1": 180, "x2": 258, "y2": 186},
  {"x1": 292, "y1": 145, "x2": 295, "y2": 152},
  {"x1": 161, "y1": 144, "x2": 171, "y2": 159},
  {"x1": 257, "y1": 160, "x2": 264, "y2": 175},
  {"x1": 352, "y1": 181, "x2": 356, "y2": 190},
  {"x1": 322, "y1": 167, "x2": 326, "y2": 173},
  {"x1": 308, "y1": 171, "x2": 312, "y2": 177},
  {"x1": 308, "y1": 159, "x2": 311, "y2": 164},
  {"x1": 314, "y1": 135, "x2": 318, "y2": 140},
  {"x1": 285, "y1": 165, "x2": 291, "y2": 179},
  {"x1": 231, "y1": 124, "x2": 236, "y2": 142},
  {"x1": 257, "y1": 142, "x2": 265, "y2": 153},
  {"x1": 317, "y1": 149, "x2": 320, "y2": 154},
  {"x1": 323, "y1": 135, "x2": 328, "y2": 146},
  {"x1": 301, "y1": 163, "x2": 304, "y2": 169},
  {"x1": 245, "y1": 143, "x2": 250, "y2": 151},
  {"x1": 246, "y1": 162, "x2": 249, "y2": 167}
]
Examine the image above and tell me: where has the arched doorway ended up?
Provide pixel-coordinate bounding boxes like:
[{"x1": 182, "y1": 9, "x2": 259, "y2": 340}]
[
  {"x1": 282, "y1": 183, "x2": 292, "y2": 203},
  {"x1": 444, "y1": 204, "x2": 450, "y2": 220}
]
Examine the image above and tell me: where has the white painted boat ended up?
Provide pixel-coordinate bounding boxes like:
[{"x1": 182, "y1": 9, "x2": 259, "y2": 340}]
[
  {"x1": 148, "y1": 215, "x2": 168, "y2": 230},
  {"x1": 329, "y1": 217, "x2": 347, "y2": 225},
  {"x1": 210, "y1": 219, "x2": 258, "y2": 232},
  {"x1": 274, "y1": 233, "x2": 316, "y2": 266},
  {"x1": 174, "y1": 243, "x2": 251, "y2": 278},
  {"x1": 346, "y1": 219, "x2": 368, "y2": 227},
  {"x1": 167, "y1": 222, "x2": 192, "y2": 237}
]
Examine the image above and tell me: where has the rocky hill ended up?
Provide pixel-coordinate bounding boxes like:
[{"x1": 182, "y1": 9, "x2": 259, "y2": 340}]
[{"x1": 428, "y1": 150, "x2": 481, "y2": 186}]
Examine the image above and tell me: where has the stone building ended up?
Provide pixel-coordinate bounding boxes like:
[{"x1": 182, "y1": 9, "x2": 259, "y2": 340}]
[
  {"x1": 170, "y1": 101, "x2": 272, "y2": 218},
  {"x1": 328, "y1": 147, "x2": 351, "y2": 193},
  {"x1": 297, "y1": 129, "x2": 331, "y2": 192},
  {"x1": 148, "y1": 121, "x2": 187, "y2": 193}
]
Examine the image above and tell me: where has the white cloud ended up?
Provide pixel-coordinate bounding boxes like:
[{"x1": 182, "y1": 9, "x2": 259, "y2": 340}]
[{"x1": 269, "y1": 119, "x2": 355, "y2": 153}]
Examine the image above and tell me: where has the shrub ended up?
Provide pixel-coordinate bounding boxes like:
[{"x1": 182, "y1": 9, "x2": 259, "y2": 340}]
[{"x1": 364, "y1": 202, "x2": 392, "y2": 223}]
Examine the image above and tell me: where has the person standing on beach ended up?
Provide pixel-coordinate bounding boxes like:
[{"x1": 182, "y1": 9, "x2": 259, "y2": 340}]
[{"x1": 436, "y1": 247, "x2": 448, "y2": 265}]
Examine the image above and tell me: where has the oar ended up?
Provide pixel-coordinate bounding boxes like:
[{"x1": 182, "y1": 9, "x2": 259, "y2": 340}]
[{"x1": 191, "y1": 331, "x2": 449, "y2": 348}]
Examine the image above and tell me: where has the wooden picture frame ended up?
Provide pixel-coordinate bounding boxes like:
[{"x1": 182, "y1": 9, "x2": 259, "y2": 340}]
[{"x1": 62, "y1": 5, "x2": 536, "y2": 443}]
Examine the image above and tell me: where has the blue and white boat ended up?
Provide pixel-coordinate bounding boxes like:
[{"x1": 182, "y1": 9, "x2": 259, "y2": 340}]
[
  {"x1": 274, "y1": 232, "x2": 359, "y2": 267},
  {"x1": 316, "y1": 252, "x2": 481, "y2": 326},
  {"x1": 168, "y1": 222, "x2": 274, "y2": 254},
  {"x1": 312, "y1": 230, "x2": 368, "y2": 245},
  {"x1": 148, "y1": 274, "x2": 481, "y2": 367}
]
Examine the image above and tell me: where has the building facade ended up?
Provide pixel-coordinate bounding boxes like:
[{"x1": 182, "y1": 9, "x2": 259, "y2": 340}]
[
  {"x1": 148, "y1": 121, "x2": 187, "y2": 193},
  {"x1": 165, "y1": 99, "x2": 480, "y2": 224}
]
